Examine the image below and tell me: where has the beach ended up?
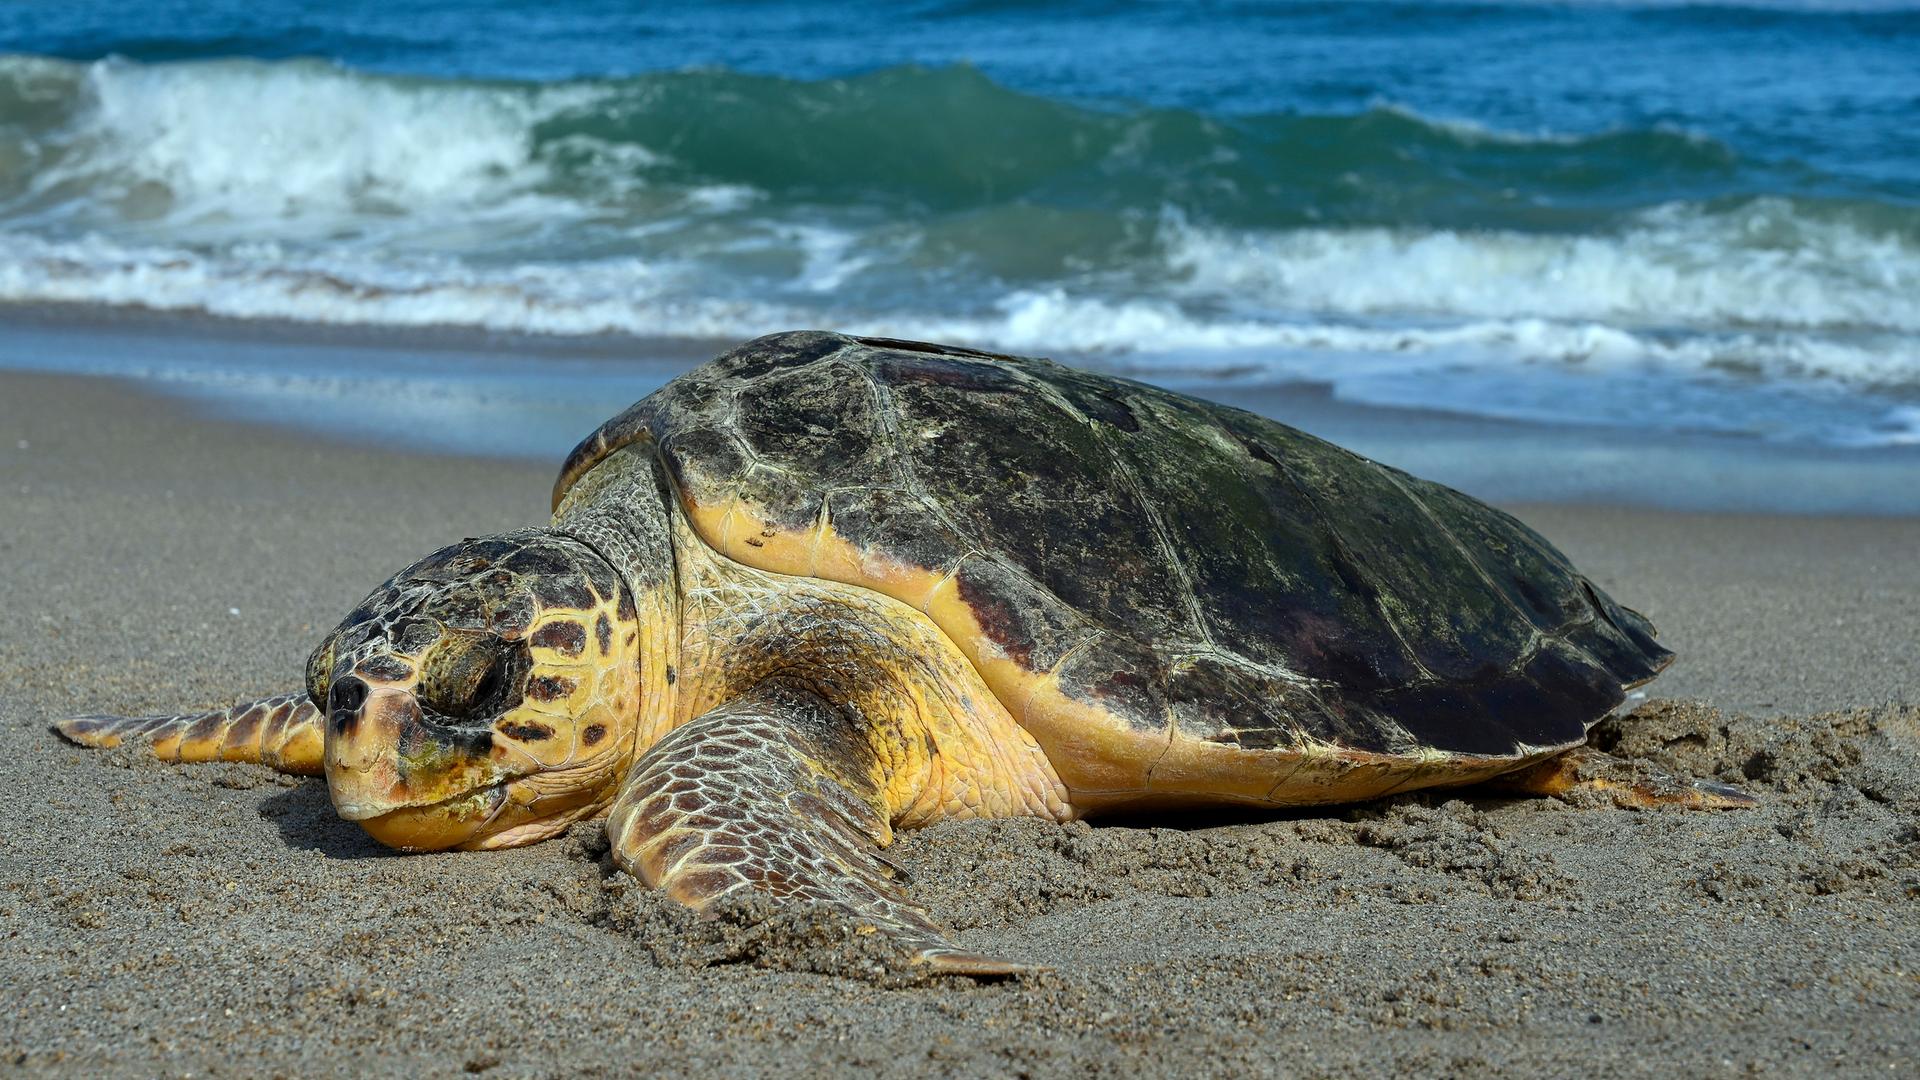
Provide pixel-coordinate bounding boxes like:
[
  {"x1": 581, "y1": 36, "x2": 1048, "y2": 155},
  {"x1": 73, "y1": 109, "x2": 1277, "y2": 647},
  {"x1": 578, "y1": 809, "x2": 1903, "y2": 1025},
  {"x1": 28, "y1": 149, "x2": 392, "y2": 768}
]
[
  {"x1": 4, "y1": 3, "x2": 1918, "y2": 1071},
  {"x1": 3, "y1": 352, "x2": 1915, "y2": 1077}
]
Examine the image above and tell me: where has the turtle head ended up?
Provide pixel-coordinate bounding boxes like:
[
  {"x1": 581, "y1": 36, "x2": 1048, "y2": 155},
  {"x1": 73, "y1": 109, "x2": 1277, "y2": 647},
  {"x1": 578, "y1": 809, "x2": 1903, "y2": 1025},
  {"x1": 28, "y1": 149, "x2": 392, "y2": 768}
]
[{"x1": 308, "y1": 530, "x2": 645, "y2": 852}]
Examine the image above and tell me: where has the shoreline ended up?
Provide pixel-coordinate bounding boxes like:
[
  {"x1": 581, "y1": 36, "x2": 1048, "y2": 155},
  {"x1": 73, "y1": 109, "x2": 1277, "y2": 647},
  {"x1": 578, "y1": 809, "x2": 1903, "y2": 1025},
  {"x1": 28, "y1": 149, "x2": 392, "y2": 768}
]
[{"x1": 5, "y1": 303, "x2": 1920, "y2": 516}]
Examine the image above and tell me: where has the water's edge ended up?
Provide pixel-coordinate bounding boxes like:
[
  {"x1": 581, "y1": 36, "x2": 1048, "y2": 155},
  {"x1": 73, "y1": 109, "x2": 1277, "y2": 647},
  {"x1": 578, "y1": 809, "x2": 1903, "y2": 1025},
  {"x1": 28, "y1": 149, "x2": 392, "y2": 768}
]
[{"x1": 6, "y1": 303, "x2": 1917, "y2": 516}]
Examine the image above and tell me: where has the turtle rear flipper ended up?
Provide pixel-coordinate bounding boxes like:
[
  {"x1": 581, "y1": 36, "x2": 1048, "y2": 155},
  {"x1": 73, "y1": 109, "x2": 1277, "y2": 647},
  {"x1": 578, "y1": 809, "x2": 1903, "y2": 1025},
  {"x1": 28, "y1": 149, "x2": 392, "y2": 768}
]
[
  {"x1": 606, "y1": 678, "x2": 1035, "y2": 977},
  {"x1": 55, "y1": 693, "x2": 324, "y2": 776},
  {"x1": 1488, "y1": 746, "x2": 1757, "y2": 810}
]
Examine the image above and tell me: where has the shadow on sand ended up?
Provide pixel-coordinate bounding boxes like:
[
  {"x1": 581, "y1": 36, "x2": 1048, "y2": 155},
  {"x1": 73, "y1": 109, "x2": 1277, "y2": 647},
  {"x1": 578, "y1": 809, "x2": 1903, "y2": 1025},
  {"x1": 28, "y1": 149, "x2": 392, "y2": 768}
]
[{"x1": 258, "y1": 779, "x2": 393, "y2": 859}]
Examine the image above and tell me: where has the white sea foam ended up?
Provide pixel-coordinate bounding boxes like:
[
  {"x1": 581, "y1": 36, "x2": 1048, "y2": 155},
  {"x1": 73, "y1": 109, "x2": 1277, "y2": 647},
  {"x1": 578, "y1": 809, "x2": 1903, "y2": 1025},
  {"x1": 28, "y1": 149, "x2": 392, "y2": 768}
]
[
  {"x1": 1163, "y1": 202, "x2": 1920, "y2": 334},
  {"x1": 895, "y1": 288, "x2": 1920, "y2": 396},
  {"x1": 1856, "y1": 405, "x2": 1920, "y2": 448},
  {"x1": 3, "y1": 229, "x2": 1912, "y2": 391},
  {"x1": 1367, "y1": 101, "x2": 1592, "y2": 146},
  {"x1": 23, "y1": 58, "x2": 577, "y2": 224},
  {"x1": 0, "y1": 233, "x2": 791, "y2": 336}
]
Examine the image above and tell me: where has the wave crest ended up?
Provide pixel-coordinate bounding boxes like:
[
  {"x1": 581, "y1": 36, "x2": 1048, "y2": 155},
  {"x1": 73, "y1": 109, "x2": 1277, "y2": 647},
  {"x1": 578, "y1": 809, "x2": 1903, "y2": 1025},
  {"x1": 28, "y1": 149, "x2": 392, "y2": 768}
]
[
  {"x1": 0, "y1": 54, "x2": 1788, "y2": 229},
  {"x1": 1, "y1": 54, "x2": 1917, "y2": 447},
  {"x1": 1165, "y1": 200, "x2": 1920, "y2": 333}
]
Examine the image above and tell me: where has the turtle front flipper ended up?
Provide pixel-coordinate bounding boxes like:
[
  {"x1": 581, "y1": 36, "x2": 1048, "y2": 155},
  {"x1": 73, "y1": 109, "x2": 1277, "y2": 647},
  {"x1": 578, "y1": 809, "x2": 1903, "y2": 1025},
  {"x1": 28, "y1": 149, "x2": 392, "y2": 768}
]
[
  {"x1": 55, "y1": 693, "x2": 323, "y2": 776},
  {"x1": 606, "y1": 678, "x2": 1032, "y2": 977}
]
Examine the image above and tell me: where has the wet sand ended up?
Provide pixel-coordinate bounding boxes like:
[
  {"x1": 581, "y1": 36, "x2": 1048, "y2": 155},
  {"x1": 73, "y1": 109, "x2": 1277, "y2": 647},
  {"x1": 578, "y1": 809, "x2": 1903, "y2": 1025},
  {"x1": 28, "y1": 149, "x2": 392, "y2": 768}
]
[{"x1": 2, "y1": 370, "x2": 1916, "y2": 1077}]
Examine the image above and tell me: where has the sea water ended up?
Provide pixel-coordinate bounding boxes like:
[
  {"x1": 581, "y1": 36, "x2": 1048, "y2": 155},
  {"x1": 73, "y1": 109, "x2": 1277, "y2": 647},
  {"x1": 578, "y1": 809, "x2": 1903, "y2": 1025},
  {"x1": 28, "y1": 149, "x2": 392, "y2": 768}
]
[{"x1": 0, "y1": 1, "x2": 1916, "y2": 457}]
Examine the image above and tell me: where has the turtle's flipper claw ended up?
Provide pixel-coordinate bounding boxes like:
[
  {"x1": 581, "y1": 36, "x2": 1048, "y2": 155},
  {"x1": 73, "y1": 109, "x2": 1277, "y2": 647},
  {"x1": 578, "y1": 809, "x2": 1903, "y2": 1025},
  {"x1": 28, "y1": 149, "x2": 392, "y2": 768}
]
[
  {"x1": 56, "y1": 714, "x2": 160, "y2": 749},
  {"x1": 913, "y1": 947, "x2": 1045, "y2": 979},
  {"x1": 1608, "y1": 773, "x2": 1758, "y2": 811},
  {"x1": 53, "y1": 694, "x2": 324, "y2": 775}
]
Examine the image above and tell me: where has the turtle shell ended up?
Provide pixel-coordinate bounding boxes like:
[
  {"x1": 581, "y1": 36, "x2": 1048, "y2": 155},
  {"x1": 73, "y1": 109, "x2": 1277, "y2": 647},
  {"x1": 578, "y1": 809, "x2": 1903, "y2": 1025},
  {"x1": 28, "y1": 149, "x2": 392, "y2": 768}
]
[{"x1": 557, "y1": 332, "x2": 1670, "y2": 807}]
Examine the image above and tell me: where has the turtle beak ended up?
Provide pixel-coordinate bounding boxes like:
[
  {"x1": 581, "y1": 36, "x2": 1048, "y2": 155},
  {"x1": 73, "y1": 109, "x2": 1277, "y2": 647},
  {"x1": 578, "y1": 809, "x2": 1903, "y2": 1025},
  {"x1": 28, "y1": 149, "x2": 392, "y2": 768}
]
[
  {"x1": 323, "y1": 681, "x2": 506, "y2": 851},
  {"x1": 324, "y1": 681, "x2": 424, "y2": 820}
]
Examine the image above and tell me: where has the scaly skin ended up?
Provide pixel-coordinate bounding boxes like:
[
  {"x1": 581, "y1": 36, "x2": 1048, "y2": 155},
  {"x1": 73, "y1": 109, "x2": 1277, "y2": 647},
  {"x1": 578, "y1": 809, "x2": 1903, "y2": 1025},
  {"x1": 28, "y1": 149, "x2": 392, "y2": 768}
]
[
  {"x1": 607, "y1": 678, "x2": 1037, "y2": 975},
  {"x1": 58, "y1": 693, "x2": 323, "y2": 774}
]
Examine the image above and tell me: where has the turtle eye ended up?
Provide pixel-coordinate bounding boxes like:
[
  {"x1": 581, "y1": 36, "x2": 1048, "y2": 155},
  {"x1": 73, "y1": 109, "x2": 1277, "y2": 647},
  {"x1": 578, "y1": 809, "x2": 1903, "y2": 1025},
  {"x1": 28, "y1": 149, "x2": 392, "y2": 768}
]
[
  {"x1": 471, "y1": 662, "x2": 505, "y2": 710},
  {"x1": 423, "y1": 637, "x2": 529, "y2": 721}
]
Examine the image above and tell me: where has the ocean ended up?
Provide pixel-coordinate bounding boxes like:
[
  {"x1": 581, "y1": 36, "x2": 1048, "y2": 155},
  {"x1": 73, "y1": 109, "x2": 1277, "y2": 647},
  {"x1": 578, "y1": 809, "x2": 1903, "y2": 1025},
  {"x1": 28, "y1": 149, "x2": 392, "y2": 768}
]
[{"x1": 1, "y1": 1, "x2": 1917, "y2": 453}]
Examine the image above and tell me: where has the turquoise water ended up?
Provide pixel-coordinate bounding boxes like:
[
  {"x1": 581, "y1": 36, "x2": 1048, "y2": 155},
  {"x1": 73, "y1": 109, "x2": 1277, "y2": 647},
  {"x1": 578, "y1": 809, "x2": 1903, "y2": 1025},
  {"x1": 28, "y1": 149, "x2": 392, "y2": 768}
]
[{"x1": 1, "y1": 1, "x2": 1917, "y2": 447}]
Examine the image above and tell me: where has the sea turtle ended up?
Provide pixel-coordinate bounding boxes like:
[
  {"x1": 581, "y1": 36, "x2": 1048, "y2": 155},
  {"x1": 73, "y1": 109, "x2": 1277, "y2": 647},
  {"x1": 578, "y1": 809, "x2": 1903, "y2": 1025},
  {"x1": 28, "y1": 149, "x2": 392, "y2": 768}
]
[{"x1": 56, "y1": 331, "x2": 1750, "y2": 973}]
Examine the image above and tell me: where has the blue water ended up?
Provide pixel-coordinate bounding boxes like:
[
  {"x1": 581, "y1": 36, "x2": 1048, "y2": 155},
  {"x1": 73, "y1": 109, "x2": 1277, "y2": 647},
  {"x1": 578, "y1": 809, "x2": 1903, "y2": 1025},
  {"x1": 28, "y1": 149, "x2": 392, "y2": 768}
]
[{"x1": 1, "y1": 1, "x2": 1917, "y2": 446}]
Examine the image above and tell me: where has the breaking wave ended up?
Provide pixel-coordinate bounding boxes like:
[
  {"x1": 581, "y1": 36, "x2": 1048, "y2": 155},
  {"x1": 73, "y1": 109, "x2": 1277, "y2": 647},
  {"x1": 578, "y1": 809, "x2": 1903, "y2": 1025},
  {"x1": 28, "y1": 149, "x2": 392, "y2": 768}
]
[{"x1": 2, "y1": 54, "x2": 1917, "y2": 444}]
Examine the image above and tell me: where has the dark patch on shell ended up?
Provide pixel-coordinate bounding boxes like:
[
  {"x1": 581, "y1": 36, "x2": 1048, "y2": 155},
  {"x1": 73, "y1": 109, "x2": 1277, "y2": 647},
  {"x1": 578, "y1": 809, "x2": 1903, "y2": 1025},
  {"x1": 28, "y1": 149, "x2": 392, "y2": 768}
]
[
  {"x1": 530, "y1": 621, "x2": 587, "y2": 657},
  {"x1": 596, "y1": 614, "x2": 613, "y2": 656},
  {"x1": 498, "y1": 720, "x2": 554, "y2": 742},
  {"x1": 950, "y1": 557, "x2": 1083, "y2": 675},
  {"x1": 824, "y1": 487, "x2": 967, "y2": 578},
  {"x1": 582, "y1": 723, "x2": 607, "y2": 747},
  {"x1": 872, "y1": 351, "x2": 1016, "y2": 393},
  {"x1": 1232, "y1": 430, "x2": 1283, "y2": 471},
  {"x1": 1055, "y1": 640, "x2": 1168, "y2": 734},
  {"x1": 733, "y1": 364, "x2": 881, "y2": 527},
  {"x1": 539, "y1": 577, "x2": 595, "y2": 611},
  {"x1": 528, "y1": 675, "x2": 577, "y2": 703},
  {"x1": 954, "y1": 566, "x2": 1035, "y2": 670}
]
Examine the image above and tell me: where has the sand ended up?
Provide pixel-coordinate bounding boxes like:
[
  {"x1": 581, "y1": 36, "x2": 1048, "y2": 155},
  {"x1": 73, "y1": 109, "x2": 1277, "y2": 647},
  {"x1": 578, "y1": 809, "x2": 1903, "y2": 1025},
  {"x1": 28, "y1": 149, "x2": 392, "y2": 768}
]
[{"x1": 2, "y1": 370, "x2": 1916, "y2": 1077}]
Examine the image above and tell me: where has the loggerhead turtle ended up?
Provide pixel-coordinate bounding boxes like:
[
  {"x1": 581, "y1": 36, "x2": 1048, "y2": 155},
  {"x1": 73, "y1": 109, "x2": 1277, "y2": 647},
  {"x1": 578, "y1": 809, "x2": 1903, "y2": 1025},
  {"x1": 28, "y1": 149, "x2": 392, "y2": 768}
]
[{"x1": 57, "y1": 331, "x2": 1750, "y2": 973}]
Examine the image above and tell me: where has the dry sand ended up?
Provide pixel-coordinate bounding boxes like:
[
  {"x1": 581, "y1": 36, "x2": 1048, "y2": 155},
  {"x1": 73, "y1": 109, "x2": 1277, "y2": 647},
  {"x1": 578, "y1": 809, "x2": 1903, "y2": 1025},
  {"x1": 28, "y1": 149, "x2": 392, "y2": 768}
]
[{"x1": 2, "y1": 371, "x2": 1916, "y2": 1077}]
